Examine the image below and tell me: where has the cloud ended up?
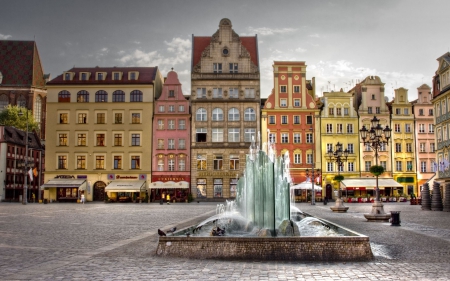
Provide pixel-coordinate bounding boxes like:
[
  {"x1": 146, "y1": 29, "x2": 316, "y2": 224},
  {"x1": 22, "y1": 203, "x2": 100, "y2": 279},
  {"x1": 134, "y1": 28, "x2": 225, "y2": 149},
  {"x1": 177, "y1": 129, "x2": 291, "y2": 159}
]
[
  {"x1": 133, "y1": 41, "x2": 141, "y2": 45},
  {"x1": 244, "y1": 26, "x2": 297, "y2": 36},
  {"x1": 309, "y1": 33, "x2": 320, "y2": 38},
  {"x1": 0, "y1": 34, "x2": 12, "y2": 39},
  {"x1": 295, "y1": 47, "x2": 307, "y2": 53}
]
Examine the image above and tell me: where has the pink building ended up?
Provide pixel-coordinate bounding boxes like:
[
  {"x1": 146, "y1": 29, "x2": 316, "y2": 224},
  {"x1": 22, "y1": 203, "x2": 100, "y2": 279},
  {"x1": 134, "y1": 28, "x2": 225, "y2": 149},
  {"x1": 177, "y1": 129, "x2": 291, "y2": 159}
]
[{"x1": 151, "y1": 70, "x2": 191, "y2": 202}]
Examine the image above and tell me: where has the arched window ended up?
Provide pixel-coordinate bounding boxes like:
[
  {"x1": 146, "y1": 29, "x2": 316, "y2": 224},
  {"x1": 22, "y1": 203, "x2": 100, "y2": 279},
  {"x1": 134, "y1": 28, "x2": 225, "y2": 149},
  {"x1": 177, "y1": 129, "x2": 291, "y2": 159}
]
[
  {"x1": 228, "y1": 108, "x2": 240, "y2": 121},
  {"x1": 112, "y1": 90, "x2": 125, "y2": 102},
  {"x1": 130, "y1": 90, "x2": 143, "y2": 102},
  {"x1": 17, "y1": 95, "x2": 26, "y2": 107},
  {"x1": 196, "y1": 108, "x2": 207, "y2": 121},
  {"x1": 58, "y1": 90, "x2": 71, "y2": 102},
  {"x1": 95, "y1": 90, "x2": 108, "y2": 102},
  {"x1": 77, "y1": 90, "x2": 89, "y2": 103},
  {"x1": 212, "y1": 108, "x2": 223, "y2": 121},
  {"x1": 34, "y1": 95, "x2": 42, "y2": 124},
  {"x1": 244, "y1": 107, "x2": 256, "y2": 121},
  {"x1": 0, "y1": 94, "x2": 8, "y2": 111}
]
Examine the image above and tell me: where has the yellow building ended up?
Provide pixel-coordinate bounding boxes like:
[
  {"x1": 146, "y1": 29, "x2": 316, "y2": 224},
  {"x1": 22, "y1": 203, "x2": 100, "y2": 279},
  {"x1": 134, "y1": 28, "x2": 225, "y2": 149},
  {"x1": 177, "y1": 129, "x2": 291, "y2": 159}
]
[
  {"x1": 44, "y1": 67, "x2": 162, "y2": 202},
  {"x1": 390, "y1": 87, "x2": 417, "y2": 196}
]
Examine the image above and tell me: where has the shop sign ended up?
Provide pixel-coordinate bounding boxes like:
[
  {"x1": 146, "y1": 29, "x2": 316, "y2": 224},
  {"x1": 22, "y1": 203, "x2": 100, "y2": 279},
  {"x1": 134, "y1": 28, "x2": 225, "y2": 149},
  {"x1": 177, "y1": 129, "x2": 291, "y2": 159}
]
[
  {"x1": 116, "y1": 175, "x2": 138, "y2": 179},
  {"x1": 55, "y1": 175, "x2": 75, "y2": 179},
  {"x1": 152, "y1": 176, "x2": 190, "y2": 182},
  {"x1": 77, "y1": 175, "x2": 87, "y2": 179},
  {"x1": 198, "y1": 171, "x2": 239, "y2": 177}
]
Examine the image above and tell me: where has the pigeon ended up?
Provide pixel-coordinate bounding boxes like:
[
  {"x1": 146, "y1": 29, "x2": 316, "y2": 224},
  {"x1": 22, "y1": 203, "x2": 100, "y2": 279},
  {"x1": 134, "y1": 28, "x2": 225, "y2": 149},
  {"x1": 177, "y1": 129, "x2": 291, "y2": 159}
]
[
  {"x1": 158, "y1": 229, "x2": 166, "y2": 236},
  {"x1": 166, "y1": 227, "x2": 177, "y2": 234}
]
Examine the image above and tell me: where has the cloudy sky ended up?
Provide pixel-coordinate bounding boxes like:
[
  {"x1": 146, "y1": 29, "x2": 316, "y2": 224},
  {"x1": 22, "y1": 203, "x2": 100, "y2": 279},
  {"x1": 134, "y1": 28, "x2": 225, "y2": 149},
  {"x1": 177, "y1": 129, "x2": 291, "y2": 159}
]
[{"x1": 1, "y1": 0, "x2": 449, "y2": 100}]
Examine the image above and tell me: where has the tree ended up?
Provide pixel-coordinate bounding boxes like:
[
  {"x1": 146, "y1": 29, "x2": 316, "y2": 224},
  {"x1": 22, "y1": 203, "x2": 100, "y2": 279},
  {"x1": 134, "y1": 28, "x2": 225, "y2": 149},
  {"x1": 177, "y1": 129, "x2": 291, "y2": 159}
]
[
  {"x1": 0, "y1": 105, "x2": 39, "y2": 132},
  {"x1": 370, "y1": 165, "x2": 385, "y2": 177}
]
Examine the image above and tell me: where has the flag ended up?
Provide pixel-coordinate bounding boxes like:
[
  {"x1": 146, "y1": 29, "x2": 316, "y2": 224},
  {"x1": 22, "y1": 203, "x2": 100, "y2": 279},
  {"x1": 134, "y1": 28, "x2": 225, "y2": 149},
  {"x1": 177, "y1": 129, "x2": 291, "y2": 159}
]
[
  {"x1": 33, "y1": 167, "x2": 38, "y2": 177},
  {"x1": 28, "y1": 168, "x2": 33, "y2": 182}
]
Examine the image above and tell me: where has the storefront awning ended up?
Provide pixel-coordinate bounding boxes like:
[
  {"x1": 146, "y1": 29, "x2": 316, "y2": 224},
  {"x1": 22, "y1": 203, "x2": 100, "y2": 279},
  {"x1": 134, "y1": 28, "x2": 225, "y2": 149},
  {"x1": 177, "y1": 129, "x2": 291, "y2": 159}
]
[
  {"x1": 150, "y1": 181, "x2": 189, "y2": 189},
  {"x1": 341, "y1": 178, "x2": 403, "y2": 189},
  {"x1": 40, "y1": 179, "x2": 86, "y2": 190},
  {"x1": 105, "y1": 180, "x2": 146, "y2": 192}
]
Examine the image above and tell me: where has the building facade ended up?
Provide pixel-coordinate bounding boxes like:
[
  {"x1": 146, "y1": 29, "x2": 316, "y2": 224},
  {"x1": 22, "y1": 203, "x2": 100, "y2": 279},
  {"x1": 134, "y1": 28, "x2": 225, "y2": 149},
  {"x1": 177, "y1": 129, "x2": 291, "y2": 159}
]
[
  {"x1": 190, "y1": 18, "x2": 260, "y2": 200},
  {"x1": 151, "y1": 70, "x2": 191, "y2": 202},
  {"x1": 412, "y1": 84, "x2": 435, "y2": 196},
  {"x1": 0, "y1": 40, "x2": 48, "y2": 140},
  {"x1": 45, "y1": 67, "x2": 162, "y2": 202}
]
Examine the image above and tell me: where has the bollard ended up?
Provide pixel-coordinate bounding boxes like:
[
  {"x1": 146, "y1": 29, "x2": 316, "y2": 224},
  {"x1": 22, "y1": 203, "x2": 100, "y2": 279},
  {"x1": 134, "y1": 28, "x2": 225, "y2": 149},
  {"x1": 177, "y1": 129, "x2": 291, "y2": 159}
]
[{"x1": 390, "y1": 211, "x2": 401, "y2": 226}]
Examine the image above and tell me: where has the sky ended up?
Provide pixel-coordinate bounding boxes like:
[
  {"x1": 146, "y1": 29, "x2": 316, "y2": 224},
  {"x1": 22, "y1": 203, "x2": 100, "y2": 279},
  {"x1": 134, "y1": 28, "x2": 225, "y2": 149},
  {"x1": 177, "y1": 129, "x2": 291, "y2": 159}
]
[{"x1": 1, "y1": 0, "x2": 449, "y2": 101}]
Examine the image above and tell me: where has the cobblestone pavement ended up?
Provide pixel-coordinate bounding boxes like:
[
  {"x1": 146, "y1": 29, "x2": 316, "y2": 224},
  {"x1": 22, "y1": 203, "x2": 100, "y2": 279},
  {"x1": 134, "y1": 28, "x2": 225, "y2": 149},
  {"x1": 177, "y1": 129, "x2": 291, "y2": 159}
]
[{"x1": 0, "y1": 201, "x2": 449, "y2": 280}]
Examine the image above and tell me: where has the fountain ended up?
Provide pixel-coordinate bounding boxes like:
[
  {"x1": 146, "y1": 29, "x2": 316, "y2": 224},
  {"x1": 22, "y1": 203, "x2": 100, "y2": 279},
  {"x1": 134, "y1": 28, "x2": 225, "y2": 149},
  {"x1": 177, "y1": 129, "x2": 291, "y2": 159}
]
[{"x1": 156, "y1": 135, "x2": 373, "y2": 261}]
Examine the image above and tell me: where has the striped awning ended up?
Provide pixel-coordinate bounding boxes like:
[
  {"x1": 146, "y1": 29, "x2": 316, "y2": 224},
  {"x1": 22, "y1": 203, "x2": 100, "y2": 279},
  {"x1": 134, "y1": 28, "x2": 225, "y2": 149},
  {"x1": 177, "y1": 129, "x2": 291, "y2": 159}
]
[
  {"x1": 40, "y1": 179, "x2": 86, "y2": 190},
  {"x1": 149, "y1": 181, "x2": 189, "y2": 189},
  {"x1": 105, "y1": 180, "x2": 146, "y2": 192}
]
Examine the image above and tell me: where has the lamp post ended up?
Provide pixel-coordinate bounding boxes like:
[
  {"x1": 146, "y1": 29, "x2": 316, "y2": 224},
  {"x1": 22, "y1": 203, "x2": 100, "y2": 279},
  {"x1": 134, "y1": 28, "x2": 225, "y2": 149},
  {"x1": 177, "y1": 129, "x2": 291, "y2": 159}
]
[
  {"x1": 305, "y1": 169, "x2": 320, "y2": 204},
  {"x1": 18, "y1": 109, "x2": 29, "y2": 205},
  {"x1": 327, "y1": 142, "x2": 349, "y2": 212},
  {"x1": 359, "y1": 116, "x2": 392, "y2": 221}
]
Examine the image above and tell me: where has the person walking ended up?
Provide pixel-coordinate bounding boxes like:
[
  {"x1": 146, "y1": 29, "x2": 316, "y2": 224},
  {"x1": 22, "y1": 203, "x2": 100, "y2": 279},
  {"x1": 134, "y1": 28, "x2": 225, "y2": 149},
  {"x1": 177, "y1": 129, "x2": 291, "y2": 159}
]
[
  {"x1": 81, "y1": 193, "x2": 85, "y2": 204},
  {"x1": 166, "y1": 194, "x2": 170, "y2": 205}
]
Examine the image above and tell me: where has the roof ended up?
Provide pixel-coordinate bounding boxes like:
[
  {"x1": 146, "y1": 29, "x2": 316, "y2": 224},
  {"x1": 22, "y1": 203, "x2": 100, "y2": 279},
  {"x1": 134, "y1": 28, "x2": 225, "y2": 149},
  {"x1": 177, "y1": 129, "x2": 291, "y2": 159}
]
[
  {"x1": 47, "y1": 67, "x2": 159, "y2": 85},
  {"x1": 0, "y1": 40, "x2": 46, "y2": 88},
  {"x1": 0, "y1": 126, "x2": 43, "y2": 150}
]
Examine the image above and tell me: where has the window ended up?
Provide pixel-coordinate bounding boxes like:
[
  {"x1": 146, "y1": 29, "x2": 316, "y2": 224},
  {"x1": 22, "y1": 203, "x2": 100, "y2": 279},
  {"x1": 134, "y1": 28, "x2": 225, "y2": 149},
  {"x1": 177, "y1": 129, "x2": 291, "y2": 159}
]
[
  {"x1": 405, "y1": 124, "x2": 411, "y2": 133},
  {"x1": 396, "y1": 108, "x2": 401, "y2": 115},
  {"x1": 132, "y1": 113, "x2": 140, "y2": 124},
  {"x1": 130, "y1": 90, "x2": 143, "y2": 102},
  {"x1": 197, "y1": 88, "x2": 206, "y2": 98},
  {"x1": 157, "y1": 119, "x2": 164, "y2": 130},
  {"x1": 430, "y1": 143, "x2": 435, "y2": 152},
  {"x1": 168, "y1": 120, "x2": 175, "y2": 130},
  {"x1": 327, "y1": 143, "x2": 333, "y2": 153},
  {"x1": 131, "y1": 156, "x2": 140, "y2": 169},
  {"x1": 429, "y1": 109, "x2": 433, "y2": 116},
  {"x1": 157, "y1": 139, "x2": 164, "y2": 149},
  {"x1": 326, "y1": 124, "x2": 333, "y2": 133},
  {"x1": 376, "y1": 107, "x2": 380, "y2": 114},
  {"x1": 130, "y1": 72, "x2": 136, "y2": 80},
  {"x1": 419, "y1": 109, "x2": 424, "y2": 116},
  {"x1": 229, "y1": 155, "x2": 239, "y2": 170},
  {"x1": 197, "y1": 155, "x2": 207, "y2": 170},
  {"x1": 306, "y1": 133, "x2": 313, "y2": 143},
  {"x1": 196, "y1": 108, "x2": 207, "y2": 121},
  {"x1": 58, "y1": 90, "x2": 70, "y2": 102},
  {"x1": 294, "y1": 116, "x2": 300, "y2": 124},
  {"x1": 59, "y1": 113, "x2": 69, "y2": 124},
  {"x1": 280, "y1": 86, "x2": 287, "y2": 93},
  {"x1": 380, "y1": 161, "x2": 387, "y2": 170},
  {"x1": 407, "y1": 161, "x2": 413, "y2": 171},
  {"x1": 394, "y1": 124, "x2": 401, "y2": 133},
  {"x1": 294, "y1": 153, "x2": 301, "y2": 164},
  {"x1": 228, "y1": 128, "x2": 240, "y2": 142},
  {"x1": 327, "y1": 162, "x2": 334, "y2": 172},
  {"x1": 131, "y1": 134, "x2": 140, "y2": 146},
  {"x1": 213, "y1": 63, "x2": 222, "y2": 73},
  {"x1": 306, "y1": 115, "x2": 313, "y2": 124},
  {"x1": 168, "y1": 105, "x2": 175, "y2": 112},
  {"x1": 214, "y1": 179, "x2": 223, "y2": 198},
  {"x1": 365, "y1": 143, "x2": 371, "y2": 151},
  {"x1": 294, "y1": 133, "x2": 301, "y2": 143},
  {"x1": 97, "y1": 113, "x2": 105, "y2": 124},
  {"x1": 306, "y1": 153, "x2": 313, "y2": 164},
  {"x1": 179, "y1": 105, "x2": 185, "y2": 112},
  {"x1": 179, "y1": 139, "x2": 186, "y2": 149},
  {"x1": 228, "y1": 108, "x2": 240, "y2": 121},
  {"x1": 113, "y1": 72, "x2": 120, "y2": 80},
  {"x1": 196, "y1": 128, "x2": 207, "y2": 142},
  {"x1": 77, "y1": 90, "x2": 89, "y2": 102},
  {"x1": 96, "y1": 156, "x2": 105, "y2": 169},
  {"x1": 95, "y1": 90, "x2": 108, "y2": 102},
  {"x1": 329, "y1": 108, "x2": 334, "y2": 115},
  {"x1": 365, "y1": 161, "x2": 371, "y2": 172},
  {"x1": 281, "y1": 116, "x2": 288, "y2": 124},
  {"x1": 213, "y1": 88, "x2": 223, "y2": 98},
  {"x1": 77, "y1": 156, "x2": 86, "y2": 169},
  {"x1": 347, "y1": 124, "x2": 353, "y2": 133},
  {"x1": 214, "y1": 155, "x2": 223, "y2": 170},
  {"x1": 212, "y1": 128, "x2": 223, "y2": 142},
  {"x1": 371, "y1": 94, "x2": 376, "y2": 100},
  {"x1": 114, "y1": 156, "x2": 122, "y2": 169},
  {"x1": 368, "y1": 107, "x2": 372, "y2": 114},
  {"x1": 178, "y1": 158, "x2": 185, "y2": 171},
  {"x1": 169, "y1": 90, "x2": 175, "y2": 97},
  {"x1": 406, "y1": 143, "x2": 412, "y2": 153},
  {"x1": 348, "y1": 162, "x2": 354, "y2": 172},
  {"x1": 58, "y1": 156, "x2": 67, "y2": 169},
  {"x1": 420, "y1": 143, "x2": 426, "y2": 152},
  {"x1": 404, "y1": 108, "x2": 409, "y2": 115},
  {"x1": 347, "y1": 143, "x2": 354, "y2": 154},
  {"x1": 158, "y1": 105, "x2": 165, "y2": 112},
  {"x1": 280, "y1": 99, "x2": 287, "y2": 107},
  {"x1": 78, "y1": 113, "x2": 87, "y2": 124},
  {"x1": 157, "y1": 159, "x2": 164, "y2": 171},
  {"x1": 269, "y1": 116, "x2": 275, "y2": 124},
  {"x1": 419, "y1": 124, "x2": 425, "y2": 133},
  {"x1": 336, "y1": 124, "x2": 343, "y2": 133},
  {"x1": 245, "y1": 88, "x2": 255, "y2": 98},
  {"x1": 115, "y1": 113, "x2": 123, "y2": 124},
  {"x1": 112, "y1": 90, "x2": 125, "y2": 102},
  {"x1": 396, "y1": 161, "x2": 402, "y2": 171},
  {"x1": 281, "y1": 133, "x2": 288, "y2": 143},
  {"x1": 64, "y1": 73, "x2": 71, "y2": 80},
  {"x1": 81, "y1": 73, "x2": 87, "y2": 81},
  {"x1": 0, "y1": 95, "x2": 8, "y2": 111},
  {"x1": 244, "y1": 128, "x2": 255, "y2": 142},
  {"x1": 431, "y1": 161, "x2": 436, "y2": 172},
  {"x1": 421, "y1": 161, "x2": 427, "y2": 173},
  {"x1": 212, "y1": 108, "x2": 224, "y2": 121},
  {"x1": 168, "y1": 139, "x2": 175, "y2": 149},
  {"x1": 59, "y1": 134, "x2": 67, "y2": 146},
  {"x1": 77, "y1": 134, "x2": 86, "y2": 146},
  {"x1": 229, "y1": 63, "x2": 238, "y2": 73},
  {"x1": 229, "y1": 88, "x2": 239, "y2": 98},
  {"x1": 395, "y1": 143, "x2": 402, "y2": 152},
  {"x1": 178, "y1": 119, "x2": 186, "y2": 130},
  {"x1": 97, "y1": 134, "x2": 105, "y2": 146},
  {"x1": 293, "y1": 85, "x2": 300, "y2": 93},
  {"x1": 114, "y1": 134, "x2": 122, "y2": 146},
  {"x1": 429, "y1": 124, "x2": 434, "y2": 133},
  {"x1": 244, "y1": 108, "x2": 256, "y2": 121},
  {"x1": 269, "y1": 133, "x2": 276, "y2": 144},
  {"x1": 294, "y1": 99, "x2": 300, "y2": 107}
]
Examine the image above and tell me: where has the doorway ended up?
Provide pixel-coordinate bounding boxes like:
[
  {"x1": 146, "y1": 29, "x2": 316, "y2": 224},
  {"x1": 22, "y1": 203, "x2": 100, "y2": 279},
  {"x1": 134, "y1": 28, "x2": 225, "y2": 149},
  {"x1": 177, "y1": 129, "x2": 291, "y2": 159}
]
[{"x1": 93, "y1": 181, "x2": 106, "y2": 201}]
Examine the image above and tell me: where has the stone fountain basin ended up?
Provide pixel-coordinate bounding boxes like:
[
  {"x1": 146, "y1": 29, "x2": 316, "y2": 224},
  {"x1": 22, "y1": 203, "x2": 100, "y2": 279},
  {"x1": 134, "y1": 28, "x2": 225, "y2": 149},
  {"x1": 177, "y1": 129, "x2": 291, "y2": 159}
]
[{"x1": 156, "y1": 215, "x2": 373, "y2": 261}]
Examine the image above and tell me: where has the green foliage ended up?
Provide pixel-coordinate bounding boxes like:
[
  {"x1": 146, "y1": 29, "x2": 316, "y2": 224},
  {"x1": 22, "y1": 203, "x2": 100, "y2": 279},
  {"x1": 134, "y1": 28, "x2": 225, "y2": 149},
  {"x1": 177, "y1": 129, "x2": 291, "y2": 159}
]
[
  {"x1": 144, "y1": 193, "x2": 149, "y2": 202},
  {"x1": 187, "y1": 193, "x2": 193, "y2": 203},
  {"x1": 369, "y1": 165, "x2": 385, "y2": 176},
  {"x1": 333, "y1": 175, "x2": 344, "y2": 182},
  {"x1": 104, "y1": 193, "x2": 109, "y2": 202},
  {"x1": 0, "y1": 105, "x2": 39, "y2": 132}
]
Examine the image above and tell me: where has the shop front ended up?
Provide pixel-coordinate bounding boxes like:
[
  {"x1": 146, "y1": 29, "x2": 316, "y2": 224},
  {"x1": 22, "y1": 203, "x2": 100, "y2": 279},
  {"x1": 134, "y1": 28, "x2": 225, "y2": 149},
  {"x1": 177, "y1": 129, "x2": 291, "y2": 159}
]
[
  {"x1": 41, "y1": 178, "x2": 87, "y2": 203},
  {"x1": 104, "y1": 180, "x2": 147, "y2": 203},
  {"x1": 149, "y1": 181, "x2": 190, "y2": 203},
  {"x1": 341, "y1": 178, "x2": 403, "y2": 202}
]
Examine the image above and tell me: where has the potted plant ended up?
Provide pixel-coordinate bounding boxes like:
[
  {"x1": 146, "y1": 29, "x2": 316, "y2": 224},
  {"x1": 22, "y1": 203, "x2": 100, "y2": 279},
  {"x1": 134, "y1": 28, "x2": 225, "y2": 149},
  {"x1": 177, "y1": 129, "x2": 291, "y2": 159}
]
[
  {"x1": 187, "y1": 193, "x2": 193, "y2": 203},
  {"x1": 369, "y1": 165, "x2": 385, "y2": 176},
  {"x1": 104, "y1": 193, "x2": 109, "y2": 203}
]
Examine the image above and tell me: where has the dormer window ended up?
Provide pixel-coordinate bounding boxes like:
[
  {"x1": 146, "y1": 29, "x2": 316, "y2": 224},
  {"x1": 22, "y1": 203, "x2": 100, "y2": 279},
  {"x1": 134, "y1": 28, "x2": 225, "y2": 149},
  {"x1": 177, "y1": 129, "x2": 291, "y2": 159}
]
[
  {"x1": 129, "y1": 72, "x2": 139, "y2": 80},
  {"x1": 97, "y1": 73, "x2": 104, "y2": 80},
  {"x1": 80, "y1": 72, "x2": 90, "y2": 81},
  {"x1": 113, "y1": 72, "x2": 121, "y2": 80},
  {"x1": 64, "y1": 73, "x2": 71, "y2": 81},
  {"x1": 169, "y1": 90, "x2": 175, "y2": 97}
]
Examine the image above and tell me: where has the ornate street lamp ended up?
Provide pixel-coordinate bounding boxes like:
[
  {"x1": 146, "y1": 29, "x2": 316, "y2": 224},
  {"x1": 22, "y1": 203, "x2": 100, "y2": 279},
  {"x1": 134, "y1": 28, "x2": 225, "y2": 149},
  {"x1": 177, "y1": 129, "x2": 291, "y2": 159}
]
[
  {"x1": 305, "y1": 168, "x2": 320, "y2": 204},
  {"x1": 359, "y1": 116, "x2": 392, "y2": 221},
  {"x1": 327, "y1": 142, "x2": 349, "y2": 212},
  {"x1": 18, "y1": 109, "x2": 29, "y2": 205}
]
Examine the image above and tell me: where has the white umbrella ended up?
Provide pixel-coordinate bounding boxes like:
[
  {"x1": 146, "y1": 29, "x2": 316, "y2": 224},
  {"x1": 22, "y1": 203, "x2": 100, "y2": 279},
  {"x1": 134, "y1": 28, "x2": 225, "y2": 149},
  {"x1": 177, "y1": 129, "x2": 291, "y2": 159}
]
[{"x1": 291, "y1": 181, "x2": 322, "y2": 190}]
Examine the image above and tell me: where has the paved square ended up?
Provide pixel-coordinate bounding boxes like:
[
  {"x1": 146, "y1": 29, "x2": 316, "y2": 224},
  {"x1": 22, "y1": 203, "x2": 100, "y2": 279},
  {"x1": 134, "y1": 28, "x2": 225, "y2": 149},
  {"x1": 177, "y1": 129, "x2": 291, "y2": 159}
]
[{"x1": 0, "y1": 201, "x2": 449, "y2": 280}]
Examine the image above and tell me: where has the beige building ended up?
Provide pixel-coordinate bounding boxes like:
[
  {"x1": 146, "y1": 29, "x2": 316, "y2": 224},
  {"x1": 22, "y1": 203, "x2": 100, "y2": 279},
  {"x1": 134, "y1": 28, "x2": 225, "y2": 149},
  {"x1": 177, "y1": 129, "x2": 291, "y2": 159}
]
[
  {"x1": 44, "y1": 67, "x2": 162, "y2": 202},
  {"x1": 190, "y1": 18, "x2": 260, "y2": 200}
]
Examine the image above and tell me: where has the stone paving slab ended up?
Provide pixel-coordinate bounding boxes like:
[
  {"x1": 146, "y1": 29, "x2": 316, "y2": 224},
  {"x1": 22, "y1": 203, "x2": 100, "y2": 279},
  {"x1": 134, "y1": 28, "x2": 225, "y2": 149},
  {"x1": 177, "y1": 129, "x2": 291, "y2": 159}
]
[{"x1": 0, "y1": 201, "x2": 449, "y2": 280}]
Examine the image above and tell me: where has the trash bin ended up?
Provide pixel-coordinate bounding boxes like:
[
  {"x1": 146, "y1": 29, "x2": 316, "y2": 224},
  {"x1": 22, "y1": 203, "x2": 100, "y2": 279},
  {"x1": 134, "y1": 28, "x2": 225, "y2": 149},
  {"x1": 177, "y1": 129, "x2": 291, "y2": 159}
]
[
  {"x1": 160, "y1": 199, "x2": 164, "y2": 205},
  {"x1": 44, "y1": 199, "x2": 48, "y2": 204},
  {"x1": 390, "y1": 211, "x2": 401, "y2": 226},
  {"x1": 323, "y1": 198, "x2": 328, "y2": 205}
]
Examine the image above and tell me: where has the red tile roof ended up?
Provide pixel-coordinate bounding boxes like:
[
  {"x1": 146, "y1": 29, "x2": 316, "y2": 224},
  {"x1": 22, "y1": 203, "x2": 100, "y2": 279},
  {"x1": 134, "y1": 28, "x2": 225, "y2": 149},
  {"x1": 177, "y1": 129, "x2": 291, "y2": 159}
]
[
  {"x1": 48, "y1": 67, "x2": 159, "y2": 85},
  {"x1": 0, "y1": 40, "x2": 46, "y2": 88}
]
